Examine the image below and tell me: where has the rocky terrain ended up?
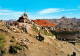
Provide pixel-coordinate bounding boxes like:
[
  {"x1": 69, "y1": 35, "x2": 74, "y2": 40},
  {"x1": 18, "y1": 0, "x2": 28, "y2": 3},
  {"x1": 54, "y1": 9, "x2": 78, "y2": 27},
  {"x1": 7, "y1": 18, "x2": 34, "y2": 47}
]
[
  {"x1": 0, "y1": 20, "x2": 80, "y2": 56},
  {"x1": 45, "y1": 16, "x2": 80, "y2": 29}
]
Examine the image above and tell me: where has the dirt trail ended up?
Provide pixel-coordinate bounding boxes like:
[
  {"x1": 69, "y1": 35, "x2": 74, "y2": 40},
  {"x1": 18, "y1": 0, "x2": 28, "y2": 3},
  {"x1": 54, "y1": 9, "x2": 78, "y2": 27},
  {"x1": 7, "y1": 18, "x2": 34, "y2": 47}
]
[{"x1": 27, "y1": 24, "x2": 37, "y2": 36}]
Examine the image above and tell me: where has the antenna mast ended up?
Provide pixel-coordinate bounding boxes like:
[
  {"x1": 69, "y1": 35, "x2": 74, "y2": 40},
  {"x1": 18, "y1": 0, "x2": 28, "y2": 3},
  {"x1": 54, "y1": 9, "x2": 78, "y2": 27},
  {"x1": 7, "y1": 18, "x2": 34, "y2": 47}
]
[{"x1": 25, "y1": 8, "x2": 26, "y2": 13}]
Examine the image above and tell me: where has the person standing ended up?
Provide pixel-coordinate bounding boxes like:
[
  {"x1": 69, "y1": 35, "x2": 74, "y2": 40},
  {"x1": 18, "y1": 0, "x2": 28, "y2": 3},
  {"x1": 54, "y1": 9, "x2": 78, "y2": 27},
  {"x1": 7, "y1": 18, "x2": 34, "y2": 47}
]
[
  {"x1": 71, "y1": 52, "x2": 76, "y2": 56},
  {"x1": 25, "y1": 25, "x2": 27, "y2": 33}
]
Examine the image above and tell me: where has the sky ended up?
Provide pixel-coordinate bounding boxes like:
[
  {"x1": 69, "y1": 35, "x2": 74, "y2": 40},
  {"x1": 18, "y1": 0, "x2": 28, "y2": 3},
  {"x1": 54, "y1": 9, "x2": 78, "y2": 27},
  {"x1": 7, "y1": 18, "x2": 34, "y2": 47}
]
[{"x1": 0, "y1": 0, "x2": 80, "y2": 20}]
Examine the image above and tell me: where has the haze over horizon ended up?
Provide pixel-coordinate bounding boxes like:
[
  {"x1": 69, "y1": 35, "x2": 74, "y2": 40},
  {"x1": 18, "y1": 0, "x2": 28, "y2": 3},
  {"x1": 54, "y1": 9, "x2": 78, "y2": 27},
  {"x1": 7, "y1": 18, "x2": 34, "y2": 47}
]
[{"x1": 0, "y1": 0, "x2": 80, "y2": 20}]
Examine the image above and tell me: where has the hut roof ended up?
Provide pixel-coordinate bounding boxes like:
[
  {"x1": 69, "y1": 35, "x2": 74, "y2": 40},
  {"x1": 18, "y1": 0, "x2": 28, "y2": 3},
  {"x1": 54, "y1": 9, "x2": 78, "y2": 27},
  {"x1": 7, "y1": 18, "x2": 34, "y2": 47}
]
[{"x1": 33, "y1": 19, "x2": 56, "y2": 27}]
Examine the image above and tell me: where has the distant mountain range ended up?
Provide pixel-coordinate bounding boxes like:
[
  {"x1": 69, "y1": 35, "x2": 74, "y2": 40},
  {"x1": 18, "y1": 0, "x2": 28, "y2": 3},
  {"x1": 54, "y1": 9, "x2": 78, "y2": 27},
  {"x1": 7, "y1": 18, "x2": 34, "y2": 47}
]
[
  {"x1": 3, "y1": 17, "x2": 80, "y2": 29},
  {"x1": 4, "y1": 19, "x2": 17, "y2": 22},
  {"x1": 45, "y1": 16, "x2": 80, "y2": 29}
]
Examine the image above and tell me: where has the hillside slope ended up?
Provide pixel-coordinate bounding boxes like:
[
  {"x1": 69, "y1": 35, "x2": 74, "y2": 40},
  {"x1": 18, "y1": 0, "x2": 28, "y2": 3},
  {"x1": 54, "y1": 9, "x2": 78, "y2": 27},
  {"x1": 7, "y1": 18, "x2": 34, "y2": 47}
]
[{"x1": 0, "y1": 21, "x2": 80, "y2": 56}]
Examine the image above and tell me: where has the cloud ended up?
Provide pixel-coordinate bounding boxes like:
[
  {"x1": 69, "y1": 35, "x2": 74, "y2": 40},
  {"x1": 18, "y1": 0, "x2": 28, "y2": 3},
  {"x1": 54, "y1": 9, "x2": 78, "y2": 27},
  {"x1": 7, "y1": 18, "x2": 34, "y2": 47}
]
[
  {"x1": 0, "y1": 11, "x2": 24, "y2": 15},
  {"x1": 29, "y1": 16, "x2": 61, "y2": 19},
  {"x1": 68, "y1": 13, "x2": 73, "y2": 14},
  {"x1": 0, "y1": 9, "x2": 24, "y2": 15},
  {"x1": 0, "y1": 9, "x2": 13, "y2": 13},
  {"x1": 0, "y1": 9, "x2": 31, "y2": 20},
  {"x1": 39, "y1": 8, "x2": 61, "y2": 15},
  {"x1": 38, "y1": 8, "x2": 79, "y2": 15}
]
